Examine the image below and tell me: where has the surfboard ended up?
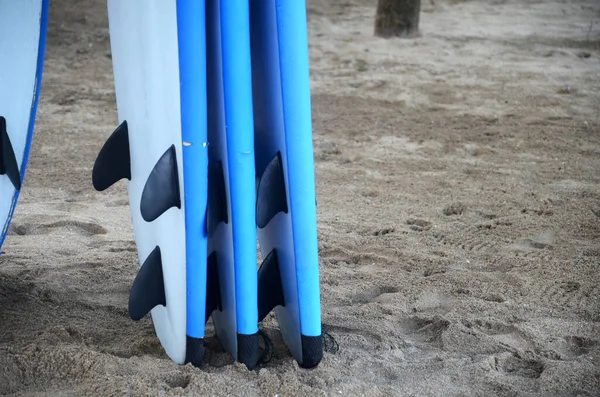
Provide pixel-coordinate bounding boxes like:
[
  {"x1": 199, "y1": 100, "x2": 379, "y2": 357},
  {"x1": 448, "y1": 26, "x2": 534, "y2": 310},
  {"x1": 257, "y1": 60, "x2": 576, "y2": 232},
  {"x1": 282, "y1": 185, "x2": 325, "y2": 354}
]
[
  {"x1": 93, "y1": 0, "x2": 259, "y2": 369},
  {"x1": 0, "y1": 0, "x2": 49, "y2": 252},
  {"x1": 250, "y1": 0, "x2": 323, "y2": 368},
  {"x1": 94, "y1": 0, "x2": 190, "y2": 365},
  {"x1": 206, "y1": 0, "x2": 260, "y2": 368}
]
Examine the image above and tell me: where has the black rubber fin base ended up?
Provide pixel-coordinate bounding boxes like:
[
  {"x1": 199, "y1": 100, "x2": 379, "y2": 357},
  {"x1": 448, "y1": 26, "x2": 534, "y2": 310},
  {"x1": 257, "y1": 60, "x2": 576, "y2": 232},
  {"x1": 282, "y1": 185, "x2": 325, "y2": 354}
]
[
  {"x1": 128, "y1": 246, "x2": 166, "y2": 321},
  {"x1": 0, "y1": 116, "x2": 21, "y2": 190},
  {"x1": 237, "y1": 332, "x2": 259, "y2": 370},
  {"x1": 185, "y1": 335, "x2": 206, "y2": 367},
  {"x1": 300, "y1": 334, "x2": 323, "y2": 369},
  {"x1": 205, "y1": 251, "x2": 222, "y2": 323},
  {"x1": 256, "y1": 152, "x2": 288, "y2": 228},
  {"x1": 140, "y1": 145, "x2": 181, "y2": 222},
  {"x1": 257, "y1": 249, "x2": 285, "y2": 322},
  {"x1": 92, "y1": 121, "x2": 131, "y2": 191},
  {"x1": 207, "y1": 160, "x2": 228, "y2": 237}
]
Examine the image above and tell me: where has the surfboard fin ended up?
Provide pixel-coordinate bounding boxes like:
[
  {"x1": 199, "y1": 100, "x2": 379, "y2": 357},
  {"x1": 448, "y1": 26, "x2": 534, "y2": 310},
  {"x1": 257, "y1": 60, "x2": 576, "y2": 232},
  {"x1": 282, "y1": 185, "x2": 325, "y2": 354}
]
[
  {"x1": 205, "y1": 251, "x2": 222, "y2": 322},
  {"x1": 140, "y1": 145, "x2": 181, "y2": 222},
  {"x1": 92, "y1": 121, "x2": 131, "y2": 191},
  {"x1": 257, "y1": 249, "x2": 285, "y2": 321},
  {"x1": 129, "y1": 246, "x2": 166, "y2": 321},
  {"x1": 256, "y1": 152, "x2": 288, "y2": 228},
  {"x1": 0, "y1": 117, "x2": 21, "y2": 190},
  {"x1": 206, "y1": 160, "x2": 228, "y2": 237}
]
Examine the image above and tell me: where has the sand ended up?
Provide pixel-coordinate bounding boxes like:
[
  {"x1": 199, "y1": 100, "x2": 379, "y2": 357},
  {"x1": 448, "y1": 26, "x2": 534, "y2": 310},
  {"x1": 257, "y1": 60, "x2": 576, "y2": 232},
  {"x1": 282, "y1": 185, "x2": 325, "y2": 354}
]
[{"x1": 1, "y1": 0, "x2": 599, "y2": 395}]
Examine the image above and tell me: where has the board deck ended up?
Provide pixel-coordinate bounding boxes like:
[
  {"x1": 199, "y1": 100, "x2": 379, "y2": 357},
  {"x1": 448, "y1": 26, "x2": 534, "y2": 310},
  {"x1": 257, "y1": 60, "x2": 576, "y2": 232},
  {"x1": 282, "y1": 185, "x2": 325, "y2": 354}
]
[
  {"x1": 251, "y1": 0, "x2": 323, "y2": 368},
  {"x1": 0, "y1": 0, "x2": 48, "y2": 251}
]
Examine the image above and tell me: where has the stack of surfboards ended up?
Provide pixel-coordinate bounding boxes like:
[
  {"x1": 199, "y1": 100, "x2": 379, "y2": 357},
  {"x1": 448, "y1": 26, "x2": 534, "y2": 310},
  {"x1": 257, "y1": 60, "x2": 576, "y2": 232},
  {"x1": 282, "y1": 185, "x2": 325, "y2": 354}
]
[
  {"x1": 92, "y1": 0, "x2": 323, "y2": 370},
  {"x1": 0, "y1": 0, "x2": 49, "y2": 252}
]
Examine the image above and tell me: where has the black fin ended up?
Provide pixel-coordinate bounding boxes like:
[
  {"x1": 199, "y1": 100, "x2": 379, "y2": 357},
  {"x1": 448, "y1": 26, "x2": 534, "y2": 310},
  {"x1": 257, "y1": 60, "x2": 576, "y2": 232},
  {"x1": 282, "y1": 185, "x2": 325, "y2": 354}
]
[
  {"x1": 140, "y1": 145, "x2": 181, "y2": 222},
  {"x1": 256, "y1": 152, "x2": 287, "y2": 228},
  {"x1": 257, "y1": 249, "x2": 285, "y2": 322},
  {"x1": 0, "y1": 117, "x2": 21, "y2": 190},
  {"x1": 92, "y1": 121, "x2": 131, "y2": 191},
  {"x1": 129, "y1": 246, "x2": 166, "y2": 321},
  {"x1": 206, "y1": 160, "x2": 228, "y2": 237},
  {"x1": 205, "y1": 251, "x2": 222, "y2": 323}
]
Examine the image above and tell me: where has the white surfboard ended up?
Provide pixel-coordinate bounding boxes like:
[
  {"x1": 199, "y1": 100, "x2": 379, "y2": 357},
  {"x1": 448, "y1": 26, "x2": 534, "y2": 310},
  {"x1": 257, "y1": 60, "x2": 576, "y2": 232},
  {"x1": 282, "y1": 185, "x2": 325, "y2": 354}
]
[
  {"x1": 101, "y1": 0, "x2": 188, "y2": 364},
  {"x1": 0, "y1": 0, "x2": 48, "y2": 250}
]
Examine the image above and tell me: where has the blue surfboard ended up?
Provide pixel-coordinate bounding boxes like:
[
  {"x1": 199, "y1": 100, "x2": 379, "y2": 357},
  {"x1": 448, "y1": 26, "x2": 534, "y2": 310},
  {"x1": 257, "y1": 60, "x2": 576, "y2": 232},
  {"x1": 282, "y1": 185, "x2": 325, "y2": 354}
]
[
  {"x1": 250, "y1": 0, "x2": 323, "y2": 368},
  {"x1": 206, "y1": 0, "x2": 260, "y2": 368},
  {"x1": 0, "y1": 0, "x2": 48, "y2": 252}
]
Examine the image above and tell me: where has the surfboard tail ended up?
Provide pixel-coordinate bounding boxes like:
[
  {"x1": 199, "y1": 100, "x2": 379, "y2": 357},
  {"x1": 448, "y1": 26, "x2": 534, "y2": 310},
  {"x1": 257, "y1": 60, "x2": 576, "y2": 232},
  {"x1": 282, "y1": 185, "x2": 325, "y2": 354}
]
[{"x1": 91, "y1": 118, "x2": 228, "y2": 367}]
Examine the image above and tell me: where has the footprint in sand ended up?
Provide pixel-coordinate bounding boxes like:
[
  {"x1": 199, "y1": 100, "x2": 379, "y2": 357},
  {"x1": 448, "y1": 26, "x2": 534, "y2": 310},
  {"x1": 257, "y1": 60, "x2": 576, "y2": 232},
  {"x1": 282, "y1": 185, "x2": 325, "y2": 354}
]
[
  {"x1": 442, "y1": 202, "x2": 466, "y2": 216},
  {"x1": 398, "y1": 315, "x2": 451, "y2": 348},
  {"x1": 406, "y1": 218, "x2": 431, "y2": 232},
  {"x1": 562, "y1": 336, "x2": 597, "y2": 358},
  {"x1": 525, "y1": 279, "x2": 599, "y2": 319},
  {"x1": 546, "y1": 335, "x2": 599, "y2": 360},
  {"x1": 489, "y1": 352, "x2": 545, "y2": 379},
  {"x1": 105, "y1": 199, "x2": 129, "y2": 207},
  {"x1": 351, "y1": 285, "x2": 400, "y2": 305},
  {"x1": 164, "y1": 373, "x2": 192, "y2": 389},
  {"x1": 465, "y1": 319, "x2": 533, "y2": 352},
  {"x1": 9, "y1": 219, "x2": 107, "y2": 237},
  {"x1": 510, "y1": 231, "x2": 556, "y2": 252}
]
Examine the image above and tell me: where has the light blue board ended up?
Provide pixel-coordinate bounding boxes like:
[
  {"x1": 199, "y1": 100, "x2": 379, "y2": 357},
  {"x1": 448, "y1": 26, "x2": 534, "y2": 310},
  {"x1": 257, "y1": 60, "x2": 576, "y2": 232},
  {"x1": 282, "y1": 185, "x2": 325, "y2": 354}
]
[
  {"x1": 274, "y1": 0, "x2": 321, "y2": 340},
  {"x1": 250, "y1": 0, "x2": 322, "y2": 364},
  {"x1": 176, "y1": 0, "x2": 210, "y2": 342},
  {"x1": 206, "y1": 0, "x2": 237, "y2": 360},
  {"x1": 218, "y1": 0, "x2": 258, "y2": 339},
  {"x1": 205, "y1": 0, "x2": 259, "y2": 362},
  {"x1": 0, "y1": 0, "x2": 48, "y2": 252}
]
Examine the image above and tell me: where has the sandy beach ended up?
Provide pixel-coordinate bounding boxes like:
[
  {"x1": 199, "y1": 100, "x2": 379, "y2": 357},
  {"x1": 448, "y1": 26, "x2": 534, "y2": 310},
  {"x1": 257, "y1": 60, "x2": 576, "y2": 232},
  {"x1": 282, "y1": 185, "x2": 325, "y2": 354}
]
[{"x1": 1, "y1": 0, "x2": 599, "y2": 395}]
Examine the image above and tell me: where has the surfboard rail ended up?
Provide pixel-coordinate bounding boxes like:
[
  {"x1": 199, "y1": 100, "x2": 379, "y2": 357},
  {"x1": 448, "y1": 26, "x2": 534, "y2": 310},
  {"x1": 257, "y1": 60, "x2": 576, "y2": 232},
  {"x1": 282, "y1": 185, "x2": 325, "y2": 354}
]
[{"x1": 0, "y1": 0, "x2": 49, "y2": 252}]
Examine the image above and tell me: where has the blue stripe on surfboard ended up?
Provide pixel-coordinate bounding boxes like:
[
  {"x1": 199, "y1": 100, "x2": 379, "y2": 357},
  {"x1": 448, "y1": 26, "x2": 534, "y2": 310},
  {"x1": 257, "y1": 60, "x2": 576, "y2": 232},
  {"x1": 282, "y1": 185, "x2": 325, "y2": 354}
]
[
  {"x1": 175, "y1": 0, "x2": 209, "y2": 339},
  {"x1": 0, "y1": 0, "x2": 49, "y2": 252},
  {"x1": 220, "y1": 0, "x2": 258, "y2": 336},
  {"x1": 275, "y1": 0, "x2": 322, "y2": 337}
]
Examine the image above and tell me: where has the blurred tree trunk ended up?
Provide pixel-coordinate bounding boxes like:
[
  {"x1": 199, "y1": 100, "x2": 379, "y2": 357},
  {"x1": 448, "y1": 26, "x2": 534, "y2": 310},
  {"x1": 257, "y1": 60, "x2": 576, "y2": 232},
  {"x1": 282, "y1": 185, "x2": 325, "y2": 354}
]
[{"x1": 374, "y1": 0, "x2": 421, "y2": 38}]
